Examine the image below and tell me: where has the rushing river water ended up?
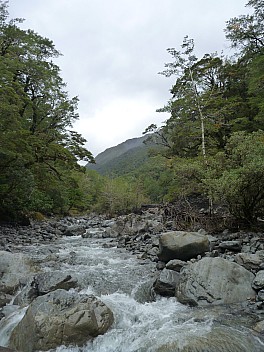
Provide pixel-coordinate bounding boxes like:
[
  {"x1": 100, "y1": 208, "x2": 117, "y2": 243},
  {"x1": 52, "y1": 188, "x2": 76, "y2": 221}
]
[{"x1": 1, "y1": 235, "x2": 264, "y2": 351}]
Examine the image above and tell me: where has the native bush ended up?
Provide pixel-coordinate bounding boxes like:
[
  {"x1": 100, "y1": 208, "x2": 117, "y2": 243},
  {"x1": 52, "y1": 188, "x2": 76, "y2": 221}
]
[{"x1": 209, "y1": 131, "x2": 264, "y2": 223}]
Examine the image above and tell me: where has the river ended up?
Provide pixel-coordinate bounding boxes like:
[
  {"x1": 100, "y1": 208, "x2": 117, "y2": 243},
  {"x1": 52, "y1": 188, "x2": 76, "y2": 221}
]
[{"x1": 1, "y1": 235, "x2": 264, "y2": 351}]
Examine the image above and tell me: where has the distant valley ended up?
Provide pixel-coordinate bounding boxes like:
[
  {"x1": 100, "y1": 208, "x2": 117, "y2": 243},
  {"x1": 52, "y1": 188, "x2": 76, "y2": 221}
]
[{"x1": 86, "y1": 134, "x2": 154, "y2": 176}]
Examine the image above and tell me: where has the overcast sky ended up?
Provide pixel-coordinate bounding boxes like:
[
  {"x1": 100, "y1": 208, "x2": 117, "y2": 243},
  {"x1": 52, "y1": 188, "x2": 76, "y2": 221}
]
[{"x1": 8, "y1": 0, "x2": 249, "y2": 156}]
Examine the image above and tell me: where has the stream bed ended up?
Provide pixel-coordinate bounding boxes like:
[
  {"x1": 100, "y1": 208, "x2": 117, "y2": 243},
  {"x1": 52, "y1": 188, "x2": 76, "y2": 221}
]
[{"x1": 1, "y1": 235, "x2": 264, "y2": 351}]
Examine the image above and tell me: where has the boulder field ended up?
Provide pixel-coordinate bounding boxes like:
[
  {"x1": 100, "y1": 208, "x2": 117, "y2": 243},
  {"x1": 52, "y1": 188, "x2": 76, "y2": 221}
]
[{"x1": 1, "y1": 208, "x2": 264, "y2": 350}]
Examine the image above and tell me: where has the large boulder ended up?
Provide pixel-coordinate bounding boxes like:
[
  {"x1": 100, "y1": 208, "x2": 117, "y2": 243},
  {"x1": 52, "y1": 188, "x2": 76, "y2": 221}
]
[
  {"x1": 176, "y1": 257, "x2": 256, "y2": 306},
  {"x1": 158, "y1": 231, "x2": 209, "y2": 262},
  {"x1": 9, "y1": 289, "x2": 114, "y2": 352}
]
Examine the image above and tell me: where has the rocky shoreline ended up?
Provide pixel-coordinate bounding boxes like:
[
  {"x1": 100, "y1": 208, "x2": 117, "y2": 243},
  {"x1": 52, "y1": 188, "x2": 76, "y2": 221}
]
[{"x1": 1, "y1": 207, "x2": 264, "y2": 350}]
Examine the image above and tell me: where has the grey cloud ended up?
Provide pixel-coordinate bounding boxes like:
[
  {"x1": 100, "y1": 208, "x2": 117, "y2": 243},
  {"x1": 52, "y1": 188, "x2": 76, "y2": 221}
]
[{"x1": 9, "y1": 0, "x2": 248, "y2": 155}]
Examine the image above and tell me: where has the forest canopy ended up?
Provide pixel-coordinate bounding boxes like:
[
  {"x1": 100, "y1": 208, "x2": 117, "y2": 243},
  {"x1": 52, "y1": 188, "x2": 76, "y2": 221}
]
[{"x1": 0, "y1": 0, "x2": 94, "y2": 220}]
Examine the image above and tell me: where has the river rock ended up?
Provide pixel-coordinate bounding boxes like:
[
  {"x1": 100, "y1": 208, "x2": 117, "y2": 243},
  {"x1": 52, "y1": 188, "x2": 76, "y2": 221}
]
[
  {"x1": 82, "y1": 228, "x2": 106, "y2": 238},
  {"x1": 154, "y1": 269, "x2": 180, "y2": 296},
  {"x1": 176, "y1": 257, "x2": 256, "y2": 306},
  {"x1": 37, "y1": 272, "x2": 78, "y2": 293},
  {"x1": 0, "y1": 347, "x2": 16, "y2": 352},
  {"x1": 166, "y1": 259, "x2": 187, "y2": 272},
  {"x1": 110, "y1": 213, "x2": 163, "y2": 237},
  {"x1": 0, "y1": 293, "x2": 13, "y2": 308},
  {"x1": 219, "y1": 240, "x2": 242, "y2": 252},
  {"x1": 253, "y1": 320, "x2": 264, "y2": 333},
  {"x1": 9, "y1": 289, "x2": 114, "y2": 352},
  {"x1": 63, "y1": 225, "x2": 86, "y2": 236},
  {"x1": 257, "y1": 290, "x2": 264, "y2": 301},
  {"x1": 252, "y1": 270, "x2": 264, "y2": 290},
  {"x1": 156, "y1": 325, "x2": 263, "y2": 352},
  {"x1": 158, "y1": 231, "x2": 209, "y2": 262},
  {"x1": 235, "y1": 251, "x2": 264, "y2": 271},
  {"x1": 14, "y1": 271, "x2": 78, "y2": 306},
  {"x1": 110, "y1": 215, "x2": 148, "y2": 236},
  {"x1": 0, "y1": 251, "x2": 38, "y2": 304}
]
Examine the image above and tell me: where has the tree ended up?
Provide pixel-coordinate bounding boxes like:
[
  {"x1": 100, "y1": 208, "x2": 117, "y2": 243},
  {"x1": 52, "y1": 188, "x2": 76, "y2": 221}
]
[
  {"x1": 225, "y1": 0, "x2": 264, "y2": 56},
  {"x1": 158, "y1": 36, "x2": 209, "y2": 161},
  {"x1": 157, "y1": 38, "x2": 249, "y2": 160},
  {"x1": 0, "y1": 1, "x2": 94, "y2": 219},
  {"x1": 94, "y1": 175, "x2": 149, "y2": 215},
  {"x1": 134, "y1": 154, "x2": 175, "y2": 202},
  {"x1": 208, "y1": 131, "x2": 264, "y2": 223}
]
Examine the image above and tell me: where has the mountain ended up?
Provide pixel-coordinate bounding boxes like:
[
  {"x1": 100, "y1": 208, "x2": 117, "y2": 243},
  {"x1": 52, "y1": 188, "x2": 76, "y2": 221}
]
[{"x1": 86, "y1": 135, "x2": 154, "y2": 176}]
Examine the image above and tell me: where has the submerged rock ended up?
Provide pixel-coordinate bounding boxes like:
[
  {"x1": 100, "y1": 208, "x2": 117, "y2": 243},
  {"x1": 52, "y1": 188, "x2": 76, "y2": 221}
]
[
  {"x1": 158, "y1": 231, "x2": 209, "y2": 262},
  {"x1": 176, "y1": 257, "x2": 256, "y2": 306},
  {"x1": 9, "y1": 289, "x2": 114, "y2": 352}
]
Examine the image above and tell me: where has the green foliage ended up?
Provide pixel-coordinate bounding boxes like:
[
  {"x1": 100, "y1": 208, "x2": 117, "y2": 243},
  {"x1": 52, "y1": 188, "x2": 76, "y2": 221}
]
[
  {"x1": 158, "y1": 44, "x2": 260, "y2": 158},
  {"x1": 225, "y1": 0, "x2": 264, "y2": 55},
  {"x1": 165, "y1": 158, "x2": 205, "y2": 201},
  {"x1": 247, "y1": 55, "x2": 264, "y2": 129},
  {"x1": 62, "y1": 169, "x2": 151, "y2": 216},
  {"x1": 0, "y1": 159, "x2": 34, "y2": 220},
  {"x1": 208, "y1": 131, "x2": 264, "y2": 223},
  {"x1": 77, "y1": 169, "x2": 105, "y2": 211},
  {"x1": 132, "y1": 155, "x2": 174, "y2": 203},
  {"x1": 28, "y1": 189, "x2": 54, "y2": 214},
  {"x1": 93, "y1": 175, "x2": 150, "y2": 215},
  {"x1": 0, "y1": 1, "x2": 94, "y2": 220},
  {"x1": 141, "y1": 1, "x2": 264, "y2": 224}
]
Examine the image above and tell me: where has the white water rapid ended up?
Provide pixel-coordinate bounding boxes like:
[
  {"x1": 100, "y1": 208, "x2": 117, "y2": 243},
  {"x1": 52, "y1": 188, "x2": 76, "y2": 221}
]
[{"x1": 1, "y1": 235, "x2": 264, "y2": 351}]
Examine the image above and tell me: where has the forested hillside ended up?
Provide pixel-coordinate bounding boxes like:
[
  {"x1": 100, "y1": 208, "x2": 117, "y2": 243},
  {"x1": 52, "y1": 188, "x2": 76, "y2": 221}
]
[
  {"x1": 1, "y1": 0, "x2": 264, "y2": 225},
  {"x1": 86, "y1": 135, "x2": 155, "y2": 176}
]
